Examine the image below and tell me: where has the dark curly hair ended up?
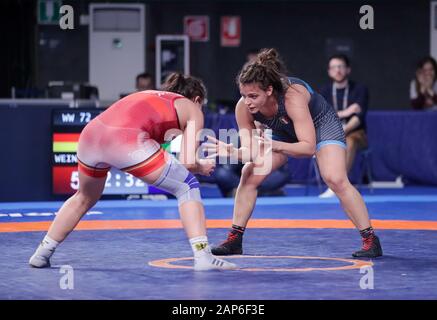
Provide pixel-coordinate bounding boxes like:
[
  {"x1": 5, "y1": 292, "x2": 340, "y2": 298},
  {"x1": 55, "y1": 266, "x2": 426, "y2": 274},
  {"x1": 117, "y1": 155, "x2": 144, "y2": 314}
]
[
  {"x1": 161, "y1": 73, "x2": 206, "y2": 102},
  {"x1": 236, "y1": 48, "x2": 289, "y2": 97}
]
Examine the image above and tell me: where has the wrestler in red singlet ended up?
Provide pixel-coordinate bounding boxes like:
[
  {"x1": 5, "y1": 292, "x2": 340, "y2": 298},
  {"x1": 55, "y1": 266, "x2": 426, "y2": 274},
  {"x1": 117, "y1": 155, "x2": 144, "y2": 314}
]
[
  {"x1": 77, "y1": 90, "x2": 184, "y2": 179},
  {"x1": 29, "y1": 74, "x2": 237, "y2": 271}
]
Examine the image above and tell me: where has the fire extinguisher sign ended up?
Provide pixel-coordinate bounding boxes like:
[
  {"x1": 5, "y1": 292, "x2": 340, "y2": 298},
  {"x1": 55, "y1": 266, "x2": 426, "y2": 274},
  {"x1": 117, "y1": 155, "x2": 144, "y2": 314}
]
[
  {"x1": 221, "y1": 16, "x2": 241, "y2": 47},
  {"x1": 184, "y1": 16, "x2": 209, "y2": 42}
]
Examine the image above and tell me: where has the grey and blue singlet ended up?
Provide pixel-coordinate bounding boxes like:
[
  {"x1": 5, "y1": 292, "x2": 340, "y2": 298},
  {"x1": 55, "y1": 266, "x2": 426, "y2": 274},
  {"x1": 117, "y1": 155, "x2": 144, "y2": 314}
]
[{"x1": 252, "y1": 77, "x2": 346, "y2": 151}]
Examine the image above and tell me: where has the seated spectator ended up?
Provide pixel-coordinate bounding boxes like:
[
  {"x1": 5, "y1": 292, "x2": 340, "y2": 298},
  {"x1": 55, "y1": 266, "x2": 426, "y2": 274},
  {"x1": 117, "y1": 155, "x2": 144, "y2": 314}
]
[
  {"x1": 120, "y1": 72, "x2": 155, "y2": 98},
  {"x1": 410, "y1": 56, "x2": 437, "y2": 111},
  {"x1": 246, "y1": 48, "x2": 259, "y2": 64},
  {"x1": 136, "y1": 72, "x2": 155, "y2": 91},
  {"x1": 319, "y1": 54, "x2": 369, "y2": 198},
  {"x1": 213, "y1": 162, "x2": 290, "y2": 197}
]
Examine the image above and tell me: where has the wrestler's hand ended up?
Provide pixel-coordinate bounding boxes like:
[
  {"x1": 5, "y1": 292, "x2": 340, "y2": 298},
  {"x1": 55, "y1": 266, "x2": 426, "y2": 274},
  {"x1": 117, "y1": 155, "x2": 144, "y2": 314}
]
[
  {"x1": 203, "y1": 136, "x2": 235, "y2": 159},
  {"x1": 196, "y1": 158, "x2": 216, "y2": 176}
]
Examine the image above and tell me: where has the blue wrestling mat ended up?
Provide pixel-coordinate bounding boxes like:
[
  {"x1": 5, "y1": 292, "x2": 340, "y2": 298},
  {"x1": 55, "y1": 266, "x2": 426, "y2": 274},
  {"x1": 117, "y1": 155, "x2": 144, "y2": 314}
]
[{"x1": 1, "y1": 187, "x2": 437, "y2": 300}]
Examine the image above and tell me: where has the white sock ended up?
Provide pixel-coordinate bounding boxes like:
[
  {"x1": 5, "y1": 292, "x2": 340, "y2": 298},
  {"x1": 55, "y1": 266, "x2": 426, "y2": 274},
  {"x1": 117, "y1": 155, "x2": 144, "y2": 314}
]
[
  {"x1": 189, "y1": 236, "x2": 237, "y2": 271},
  {"x1": 189, "y1": 235, "x2": 211, "y2": 257},
  {"x1": 29, "y1": 235, "x2": 59, "y2": 268},
  {"x1": 40, "y1": 235, "x2": 59, "y2": 251}
]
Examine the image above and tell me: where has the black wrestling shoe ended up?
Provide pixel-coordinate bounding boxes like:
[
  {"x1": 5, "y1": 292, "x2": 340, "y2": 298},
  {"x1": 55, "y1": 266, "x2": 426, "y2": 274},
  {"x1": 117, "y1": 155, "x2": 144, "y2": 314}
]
[
  {"x1": 352, "y1": 234, "x2": 383, "y2": 258},
  {"x1": 211, "y1": 231, "x2": 243, "y2": 255}
]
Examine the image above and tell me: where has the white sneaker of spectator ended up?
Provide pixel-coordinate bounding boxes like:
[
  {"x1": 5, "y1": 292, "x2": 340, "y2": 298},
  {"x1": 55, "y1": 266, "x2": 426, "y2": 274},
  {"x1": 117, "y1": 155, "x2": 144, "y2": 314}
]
[{"x1": 319, "y1": 188, "x2": 336, "y2": 198}]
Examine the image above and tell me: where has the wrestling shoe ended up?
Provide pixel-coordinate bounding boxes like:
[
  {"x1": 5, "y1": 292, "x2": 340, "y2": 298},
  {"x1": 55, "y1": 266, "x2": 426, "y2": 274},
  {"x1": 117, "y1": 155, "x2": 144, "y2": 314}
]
[
  {"x1": 211, "y1": 231, "x2": 243, "y2": 255},
  {"x1": 352, "y1": 234, "x2": 383, "y2": 258}
]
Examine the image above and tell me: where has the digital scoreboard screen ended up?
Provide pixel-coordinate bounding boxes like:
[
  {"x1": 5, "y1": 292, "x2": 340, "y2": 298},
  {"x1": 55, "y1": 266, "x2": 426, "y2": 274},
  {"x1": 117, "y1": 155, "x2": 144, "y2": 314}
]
[{"x1": 52, "y1": 109, "x2": 168, "y2": 196}]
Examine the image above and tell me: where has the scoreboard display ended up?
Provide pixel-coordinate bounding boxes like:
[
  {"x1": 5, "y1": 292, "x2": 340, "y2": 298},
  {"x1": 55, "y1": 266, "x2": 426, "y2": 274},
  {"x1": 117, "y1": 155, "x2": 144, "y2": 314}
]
[{"x1": 52, "y1": 109, "x2": 168, "y2": 196}]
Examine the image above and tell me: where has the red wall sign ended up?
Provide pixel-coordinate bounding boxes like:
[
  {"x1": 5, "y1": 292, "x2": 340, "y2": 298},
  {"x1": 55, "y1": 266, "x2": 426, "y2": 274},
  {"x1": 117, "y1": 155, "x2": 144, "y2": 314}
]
[
  {"x1": 221, "y1": 16, "x2": 241, "y2": 47},
  {"x1": 184, "y1": 16, "x2": 209, "y2": 42}
]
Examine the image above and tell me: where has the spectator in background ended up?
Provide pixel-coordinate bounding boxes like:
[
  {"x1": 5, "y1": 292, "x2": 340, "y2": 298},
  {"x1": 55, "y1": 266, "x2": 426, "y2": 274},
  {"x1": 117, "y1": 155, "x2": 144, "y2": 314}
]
[
  {"x1": 411, "y1": 56, "x2": 437, "y2": 111},
  {"x1": 136, "y1": 72, "x2": 155, "y2": 91},
  {"x1": 246, "y1": 48, "x2": 259, "y2": 63},
  {"x1": 214, "y1": 161, "x2": 290, "y2": 198},
  {"x1": 120, "y1": 72, "x2": 155, "y2": 98},
  {"x1": 319, "y1": 54, "x2": 369, "y2": 198}
]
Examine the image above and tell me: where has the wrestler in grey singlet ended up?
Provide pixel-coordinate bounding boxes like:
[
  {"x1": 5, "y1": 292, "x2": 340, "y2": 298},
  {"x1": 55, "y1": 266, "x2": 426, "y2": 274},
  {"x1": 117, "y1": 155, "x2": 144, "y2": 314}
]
[{"x1": 253, "y1": 77, "x2": 346, "y2": 151}]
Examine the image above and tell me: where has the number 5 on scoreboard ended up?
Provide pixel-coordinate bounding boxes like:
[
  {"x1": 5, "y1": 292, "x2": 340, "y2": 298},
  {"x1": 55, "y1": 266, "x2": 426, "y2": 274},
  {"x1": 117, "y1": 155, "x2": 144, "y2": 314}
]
[
  {"x1": 70, "y1": 171, "x2": 79, "y2": 190},
  {"x1": 71, "y1": 170, "x2": 112, "y2": 190}
]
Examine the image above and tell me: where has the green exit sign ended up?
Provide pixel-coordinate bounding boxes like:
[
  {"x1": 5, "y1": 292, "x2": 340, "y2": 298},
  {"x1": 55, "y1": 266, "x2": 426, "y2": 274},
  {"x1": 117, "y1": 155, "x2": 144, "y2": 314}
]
[{"x1": 38, "y1": 0, "x2": 63, "y2": 25}]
